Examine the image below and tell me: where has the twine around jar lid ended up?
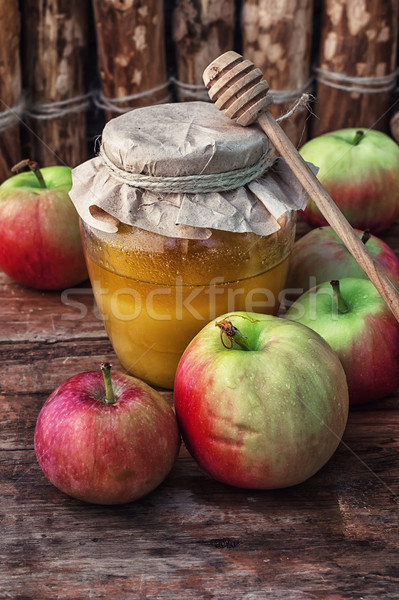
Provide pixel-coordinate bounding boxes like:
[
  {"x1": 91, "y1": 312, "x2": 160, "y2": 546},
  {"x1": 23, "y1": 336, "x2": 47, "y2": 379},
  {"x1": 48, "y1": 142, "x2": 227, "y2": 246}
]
[
  {"x1": 98, "y1": 142, "x2": 276, "y2": 194},
  {"x1": 70, "y1": 101, "x2": 310, "y2": 239}
]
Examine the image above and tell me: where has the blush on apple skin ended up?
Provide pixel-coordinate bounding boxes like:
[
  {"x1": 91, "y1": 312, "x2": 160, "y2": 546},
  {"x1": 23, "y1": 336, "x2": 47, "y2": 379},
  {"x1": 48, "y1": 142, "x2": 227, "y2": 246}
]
[
  {"x1": 174, "y1": 312, "x2": 349, "y2": 490},
  {"x1": 0, "y1": 165, "x2": 88, "y2": 291},
  {"x1": 34, "y1": 371, "x2": 181, "y2": 505},
  {"x1": 0, "y1": 188, "x2": 88, "y2": 290},
  {"x1": 339, "y1": 310, "x2": 399, "y2": 405},
  {"x1": 303, "y1": 174, "x2": 399, "y2": 233},
  {"x1": 286, "y1": 226, "x2": 399, "y2": 300},
  {"x1": 299, "y1": 128, "x2": 399, "y2": 234}
]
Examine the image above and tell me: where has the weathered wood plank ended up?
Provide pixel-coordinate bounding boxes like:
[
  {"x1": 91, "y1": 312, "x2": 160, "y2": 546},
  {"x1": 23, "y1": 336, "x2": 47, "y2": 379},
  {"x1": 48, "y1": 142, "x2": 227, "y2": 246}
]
[
  {"x1": 241, "y1": 0, "x2": 314, "y2": 147},
  {"x1": 21, "y1": 0, "x2": 89, "y2": 167},
  {"x1": 0, "y1": 278, "x2": 105, "y2": 343},
  {"x1": 312, "y1": 0, "x2": 398, "y2": 136},
  {"x1": 1, "y1": 421, "x2": 398, "y2": 600},
  {"x1": 92, "y1": 0, "x2": 169, "y2": 118},
  {"x1": 1, "y1": 215, "x2": 398, "y2": 599},
  {"x1": 173, "y1": 0, "x2": 235, "y2": 102}
]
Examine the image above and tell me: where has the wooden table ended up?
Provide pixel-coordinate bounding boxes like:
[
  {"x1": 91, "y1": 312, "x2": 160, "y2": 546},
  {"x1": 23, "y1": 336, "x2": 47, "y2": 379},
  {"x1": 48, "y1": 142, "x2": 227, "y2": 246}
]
[{"x1": 1, "y1": 221, "x2": 398, "y2": 599}]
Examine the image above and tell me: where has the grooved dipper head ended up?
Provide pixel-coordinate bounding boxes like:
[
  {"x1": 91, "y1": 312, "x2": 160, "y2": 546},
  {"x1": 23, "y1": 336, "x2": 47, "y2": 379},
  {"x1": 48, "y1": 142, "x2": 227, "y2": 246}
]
[{"x1": 203, "y1": 51, "x2": 273, "y2": 126}]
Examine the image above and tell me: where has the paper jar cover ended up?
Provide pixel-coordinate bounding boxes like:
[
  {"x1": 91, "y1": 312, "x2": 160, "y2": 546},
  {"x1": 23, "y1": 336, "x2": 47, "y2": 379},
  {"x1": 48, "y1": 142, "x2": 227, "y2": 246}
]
[{"x1": 70, "y1": 102, "x2": 310, "y2": 240}]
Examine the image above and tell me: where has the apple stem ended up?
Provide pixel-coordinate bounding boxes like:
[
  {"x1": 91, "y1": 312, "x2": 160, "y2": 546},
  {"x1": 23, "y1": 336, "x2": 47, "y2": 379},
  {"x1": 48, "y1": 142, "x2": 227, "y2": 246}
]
[
  {"x1": 11, "y1": 158, "x2": 47, "y2": 189},
  {"x1": 215, "y1": 319, "x2": 251, "y2": 351},
  {"x1": 352, "y1": 130, "x2": 364, "y2": 146},
  {"x1": 361, "y1": 229, "x2": 371, "y2": 245},
  {"x1": 100, "y1": 362, "x2": 117, "y2": 405},
  {"x1": 330, "y1": 280, "x2": 348, "y2": 314}
]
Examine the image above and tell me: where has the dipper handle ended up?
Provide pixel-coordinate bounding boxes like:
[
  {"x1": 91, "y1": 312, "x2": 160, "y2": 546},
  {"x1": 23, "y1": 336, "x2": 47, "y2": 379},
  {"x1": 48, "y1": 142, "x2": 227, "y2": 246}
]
[{"x1": 203, "y1": 51, "x2": 399, "y2": 322}]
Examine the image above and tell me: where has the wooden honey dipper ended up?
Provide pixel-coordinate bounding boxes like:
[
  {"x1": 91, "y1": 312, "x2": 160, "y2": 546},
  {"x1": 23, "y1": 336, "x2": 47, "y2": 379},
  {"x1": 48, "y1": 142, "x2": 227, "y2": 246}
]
[{"x1": 203, "y1": 50, "x2": 399, "y2": 322}]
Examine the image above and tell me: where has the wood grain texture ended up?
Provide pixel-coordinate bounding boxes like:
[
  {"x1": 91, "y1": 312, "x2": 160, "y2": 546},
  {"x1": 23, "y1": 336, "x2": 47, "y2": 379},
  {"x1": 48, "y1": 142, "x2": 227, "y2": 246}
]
[
  {"x1": 172, "y1": 0, "x2": 235, "y2": 101},
  {"x1": 1, "y1": 219, "x2": 399, "y2": 598},
  {"x1": 241, "y1": 0, "x2": 314, "y2": 147},
  {"x1": 21, "y1": 0, "x2": 89, "y2": 167},
  {"x1": 0, "y1": 0, "x2": 21, "y2": 182},
  {"x1": 92, "y1": 0, "x2": 169, "y2": 119},
  {"x1": 312, "y1": 0, "x2": 398, "y2": 136}
]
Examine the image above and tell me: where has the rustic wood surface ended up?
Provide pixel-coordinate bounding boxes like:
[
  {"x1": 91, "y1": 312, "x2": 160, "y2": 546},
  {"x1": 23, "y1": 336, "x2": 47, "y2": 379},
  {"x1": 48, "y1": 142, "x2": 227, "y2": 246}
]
[
  {"x1": 21, "y1": 0, "x2": 89, "y2": 168},
  {"x1": 0, "y1": 0, "x2": 22, "y2": 182},
  {"x1": 172, "y1": 0, "x2": 235, "y2": 102},
  {"x1": 92, "y1": 0, "x2": 170, "y2": 119},
  {"x1": 241, "y1": 0, "x2": 314, "y2": 147},
  {"x1": 312, "y1": 0, "x2": 398, "y2": 136},
  {"x1": 1, "y1": 219, "x2": 399, "y2": 599}
]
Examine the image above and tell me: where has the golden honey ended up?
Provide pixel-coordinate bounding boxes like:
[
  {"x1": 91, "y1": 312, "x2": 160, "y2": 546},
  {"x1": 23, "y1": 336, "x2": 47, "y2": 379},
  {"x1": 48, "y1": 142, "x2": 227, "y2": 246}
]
[{"x1": 81, "y1": 217, "x2": 295, "y2": 388}]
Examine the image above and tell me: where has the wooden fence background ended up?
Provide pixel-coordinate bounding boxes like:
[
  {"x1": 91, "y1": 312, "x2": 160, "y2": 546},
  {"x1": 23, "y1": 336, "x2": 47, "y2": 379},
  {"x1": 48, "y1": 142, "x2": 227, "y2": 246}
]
[{"x1": 0, "y1": 0, "x2": 398, "y2": 183}]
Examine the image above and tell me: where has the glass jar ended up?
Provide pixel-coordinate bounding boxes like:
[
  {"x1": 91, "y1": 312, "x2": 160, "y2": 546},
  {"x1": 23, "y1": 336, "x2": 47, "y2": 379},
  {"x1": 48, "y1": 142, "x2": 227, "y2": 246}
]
[
  {"x1": 70, "y1": 102, "x2": 306, "y2": 388},
  {"x1": 80, "y1": 214, "x2": 295, "y2": 388}
]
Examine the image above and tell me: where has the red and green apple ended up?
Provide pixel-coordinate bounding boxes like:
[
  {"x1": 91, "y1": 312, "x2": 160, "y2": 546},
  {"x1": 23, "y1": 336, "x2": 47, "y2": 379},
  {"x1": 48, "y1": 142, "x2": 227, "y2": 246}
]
[
  {"x1": 34, "y1": 363, "x2": 181, "y2": 504},
  {"x1": 299, "y1": 129, "x2": 399, "y2": 233},
  {"x1": 285, "y1": 226, "x2": 399, "y2": 301},
  {"x1": 174, "y1": 312, "x2": 348, "y2": 489},
  {"x1": 0, "y1": 161, "x2": 87, "y2": 290}
]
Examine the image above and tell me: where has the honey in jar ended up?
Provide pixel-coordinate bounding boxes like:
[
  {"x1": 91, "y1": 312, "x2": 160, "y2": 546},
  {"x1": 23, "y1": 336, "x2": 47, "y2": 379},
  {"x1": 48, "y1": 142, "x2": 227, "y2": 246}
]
[{"x1": 70, "y1": 102, "x2": 307, "y2": 388}]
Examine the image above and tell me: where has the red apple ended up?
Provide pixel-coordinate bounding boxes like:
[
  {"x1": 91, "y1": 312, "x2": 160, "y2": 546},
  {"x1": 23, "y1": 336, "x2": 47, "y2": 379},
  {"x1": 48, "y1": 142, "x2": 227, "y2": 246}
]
[
  {"x1": 299, "y1": 129, "x2": 399, "y2": 233},
  {"x1": 286, "y1": 279, "x2": 399, "y2": 405},
  {"x1": 174, "y1": 312, "x2": 348, "y2": 489},
  {"x1": 0, "y1": 160, "x2": 87, "y2": 290},
  {"x1": 285, "y1": 226, "x2": 399, "y2": 301},
  {"x1": 34, "y1": 363, "x2": 181, "y2": 504}
]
